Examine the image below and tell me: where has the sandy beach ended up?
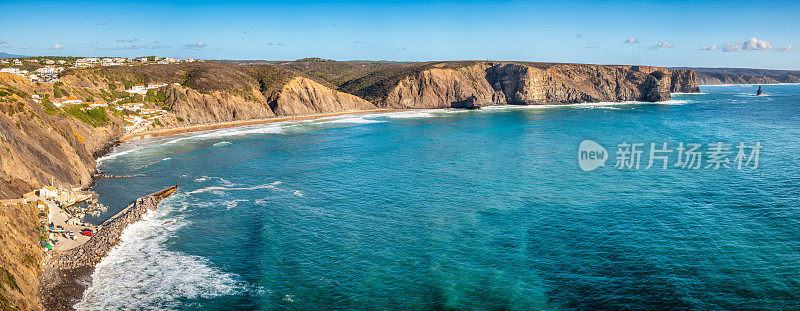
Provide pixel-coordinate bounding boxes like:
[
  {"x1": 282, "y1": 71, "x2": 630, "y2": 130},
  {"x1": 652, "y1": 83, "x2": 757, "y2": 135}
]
[{"x1": 119, "y1": 108, "x2": 406, "y2": 143}]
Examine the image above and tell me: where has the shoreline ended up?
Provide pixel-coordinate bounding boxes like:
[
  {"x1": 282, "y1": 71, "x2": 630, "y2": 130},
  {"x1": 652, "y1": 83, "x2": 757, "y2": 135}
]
[{"x1": 118, "y1": 108, "x2": 408, "y2": 143}]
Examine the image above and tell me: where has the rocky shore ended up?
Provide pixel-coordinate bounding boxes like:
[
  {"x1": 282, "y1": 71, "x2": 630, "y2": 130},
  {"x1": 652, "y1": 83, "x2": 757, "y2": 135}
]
[{"x1": 39, "y1": 186, "x2": 176, "y2": 310}]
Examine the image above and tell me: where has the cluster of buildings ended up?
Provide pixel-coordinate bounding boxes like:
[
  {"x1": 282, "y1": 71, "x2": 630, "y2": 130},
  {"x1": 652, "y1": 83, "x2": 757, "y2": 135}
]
[
  {"x1": 0, "y1": 66, "x2": 62, "y2": 82},
  {"x1": 126, "y1": 82, "x2": 168, "y2": 94},
  {"x1": 0, "y1": 56, "x2": 197, "y2": 83},
  {"x1": 120, "y1": 105, "x2": 168, "y2": 132},
  {"x1": 72, "y1": 56, "x2": 194, "y2": 68}
]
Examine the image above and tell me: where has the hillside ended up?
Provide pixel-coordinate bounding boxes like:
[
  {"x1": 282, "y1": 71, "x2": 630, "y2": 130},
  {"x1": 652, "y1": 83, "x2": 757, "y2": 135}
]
[
  {"x1": 0, "y1": 201, "x2": 45, "y2": 311},
  {"x1": 0, "y1": 60, "x2": 698, "y2": 199},
  {"x1": 673, "y1": 67, "x2": 800, "y2": 85}
]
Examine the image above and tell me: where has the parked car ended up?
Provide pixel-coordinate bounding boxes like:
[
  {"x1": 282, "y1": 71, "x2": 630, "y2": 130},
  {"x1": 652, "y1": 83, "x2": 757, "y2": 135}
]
[{"x1": 81, "y1": 229, "x2": 93, "y2": 237}]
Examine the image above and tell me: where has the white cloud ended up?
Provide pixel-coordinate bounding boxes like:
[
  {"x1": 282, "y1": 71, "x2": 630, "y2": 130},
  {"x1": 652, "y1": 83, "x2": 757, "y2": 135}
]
[
  {"x1": 700, "y1": 45, "x2": 719, "y2": 51},
  {"x1": 714, "y1": 37, "x2": 774, "y2": 52},
  {"x1": 743, "y1": 37, "x2": 773, "y2": 50},
  {"x1": 722, "y1": 41, "x2": 742, "y2": 52},
  {"x1": 650, "y1": 42, "x2": 673, "y2": 49},
  {"x1": 21, "y1": 45, "x2": 30, "y2": 49},
  {"x1": 183, "y1": 41, "x2": 207, "y2": 50},
  {"x1": 776, "y1": 45, "x2": 796, "y2": 53},
  {"x1": 98, "y1": 45, "x2": 147, "y2": 50},
  {"x1": 624, "y1": 38, "x2": 639, "y2": 44},
  {"x1": 48, "y1": 44, "x2": 65, "y2": 50},
  {"x1": 0, "y1": 39, "x2": 7, "y2": 45},
  {"x1": 116, "y1": 38, "x2": 138, "y2": 42}
]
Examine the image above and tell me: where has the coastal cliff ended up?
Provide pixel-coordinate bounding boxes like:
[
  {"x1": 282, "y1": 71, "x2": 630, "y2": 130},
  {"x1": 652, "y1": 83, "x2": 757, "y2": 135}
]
[
  {"x1": 377, "y1": 63, "x2": 700, "y2": 109},
  {"x1": 672, "y1": 67, "x2": 800, "y2": 85},
  {"x1": 0, "y1": 61, "x2": 699, "y2": 199}
]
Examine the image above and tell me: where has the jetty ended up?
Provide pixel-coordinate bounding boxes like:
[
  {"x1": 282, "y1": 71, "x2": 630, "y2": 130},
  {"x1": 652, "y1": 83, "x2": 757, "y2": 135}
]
[{"x1": 39, "y1": 186, "x2": 177, "y2": 310}]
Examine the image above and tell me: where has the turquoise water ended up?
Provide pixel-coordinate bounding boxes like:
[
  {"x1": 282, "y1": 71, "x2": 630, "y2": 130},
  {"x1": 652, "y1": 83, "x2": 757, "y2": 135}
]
[{"x1": 79, "y1": 85, "x2": 800, "y2": 310}]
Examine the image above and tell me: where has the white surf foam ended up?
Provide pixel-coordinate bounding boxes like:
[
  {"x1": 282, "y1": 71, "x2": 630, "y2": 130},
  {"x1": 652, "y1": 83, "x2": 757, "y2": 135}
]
[
  {"x1": 655, "y1": 99, "x2": 689, "y2": 105},
  {"x1": 96, "y1": 146, "x2": 146, "y2": 164},
  {"x1": 186, "y1": 180, "x2": 281, "y2": 195},
  {"x1": 74, "y1": 197, "x2": 242, "y2": 310},
  {"x1": 382, "y1": 111, "x2": 436, "y2": 118},
  {"x1": 323, "y1": 116, "x2": 386, "y2": 124},
  {"x1": 195, "y1": 123, "x2": 286, "y2": 139},
  {"x1": 212, "y1": 141, "x2": 232, "y2": 147}
]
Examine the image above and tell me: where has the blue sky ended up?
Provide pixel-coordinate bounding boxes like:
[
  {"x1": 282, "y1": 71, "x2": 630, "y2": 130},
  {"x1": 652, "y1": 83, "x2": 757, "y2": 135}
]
[{"x1": 1, "y1": 0, "x2": 799, "y2": 69}]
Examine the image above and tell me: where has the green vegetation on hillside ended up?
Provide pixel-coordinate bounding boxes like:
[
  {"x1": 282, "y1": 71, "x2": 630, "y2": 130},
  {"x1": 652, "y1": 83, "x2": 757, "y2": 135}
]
[{"x1": 64, "y1": 107, "x2": 109, "y2": 127}]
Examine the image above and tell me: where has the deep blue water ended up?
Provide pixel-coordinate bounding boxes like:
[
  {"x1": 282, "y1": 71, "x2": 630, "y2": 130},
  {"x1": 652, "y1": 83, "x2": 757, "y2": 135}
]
[{"x1": 78, "y1": 85, "x2": 800, "y2": 310}]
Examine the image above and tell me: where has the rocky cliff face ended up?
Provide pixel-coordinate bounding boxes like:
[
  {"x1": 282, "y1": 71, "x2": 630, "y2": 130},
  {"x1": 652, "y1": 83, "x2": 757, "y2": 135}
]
[
  {"x1": 269, "y1": 77, "x2": 376, "y2": 116},
  {"x1": 0, "y1": 201, "x2": 45, "y2": 311},
  {"x1": 377, "y1": 62, "x2": 699, "y2": 109}
]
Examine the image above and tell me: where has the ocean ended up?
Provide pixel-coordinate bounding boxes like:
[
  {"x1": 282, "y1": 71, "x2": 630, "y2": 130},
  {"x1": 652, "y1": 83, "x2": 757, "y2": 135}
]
[{"x1": 77, "y1": 85, "x2": 800, "y2": 310}]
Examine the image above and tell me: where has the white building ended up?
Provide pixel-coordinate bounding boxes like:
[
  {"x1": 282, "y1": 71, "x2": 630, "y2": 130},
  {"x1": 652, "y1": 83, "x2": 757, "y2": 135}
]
[
  {"x1": 53, "y1": 96, "x2": 82, "y2": 107},
  {"x1": 146, "y1": 83, "x2": 167, "y2": 89},
  {"x1": 125, "y1": 84, "x2": 147, "y2": 94},
  {"x1": 39, "y1": 186, "x2": 62, "y2": 199},
  {"x1": 0, "y1": 67, "x2": 29, "y2": 77},
  {"x1": 35, "y1": 66, "x2": 64, "y2": 74}
]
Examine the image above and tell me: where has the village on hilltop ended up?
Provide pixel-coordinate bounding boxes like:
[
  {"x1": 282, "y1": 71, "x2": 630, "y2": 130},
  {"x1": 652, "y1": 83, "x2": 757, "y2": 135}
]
[
  {"x1": 0, "y1": 56, "x2": 196, "y2": 133},
  {"x1": 1, "y1": 56, "x2": 195, "y2": 83}
]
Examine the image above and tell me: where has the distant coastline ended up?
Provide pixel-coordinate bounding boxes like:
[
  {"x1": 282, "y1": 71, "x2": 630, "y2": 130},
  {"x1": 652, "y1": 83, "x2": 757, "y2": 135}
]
[{"x1": 699, "y1": 82, "x2": 800, "y2": 86}]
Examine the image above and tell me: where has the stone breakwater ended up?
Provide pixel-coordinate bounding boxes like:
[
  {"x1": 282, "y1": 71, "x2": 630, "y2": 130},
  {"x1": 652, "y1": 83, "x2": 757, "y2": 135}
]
[{"x1": 39, "y1": 186, "x2": 176, "y2": 310}]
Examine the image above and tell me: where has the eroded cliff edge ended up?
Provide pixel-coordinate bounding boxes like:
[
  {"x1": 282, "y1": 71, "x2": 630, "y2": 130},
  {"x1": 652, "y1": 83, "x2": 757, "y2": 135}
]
[
  {"x1": 0, "y1": 61, "x2": 698, "y2": 199},
  {"x1": 371, "y1": 62, "x2": 699, "y2": 109}
]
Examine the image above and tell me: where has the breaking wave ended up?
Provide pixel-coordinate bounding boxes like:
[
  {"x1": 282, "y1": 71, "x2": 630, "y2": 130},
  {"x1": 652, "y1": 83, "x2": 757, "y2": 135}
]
[{"x1": 74, "y1": 195, "x2": 243, "y2": 310}]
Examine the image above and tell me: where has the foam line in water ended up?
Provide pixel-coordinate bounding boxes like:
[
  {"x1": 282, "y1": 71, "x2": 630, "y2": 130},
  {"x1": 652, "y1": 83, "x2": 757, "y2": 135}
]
[
  {"x1": 186, "y1": 180, "x2": 282, "y2": 195},
  {"x1": 322, "y1": 116, "x2": 386, "y2": 124}
]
